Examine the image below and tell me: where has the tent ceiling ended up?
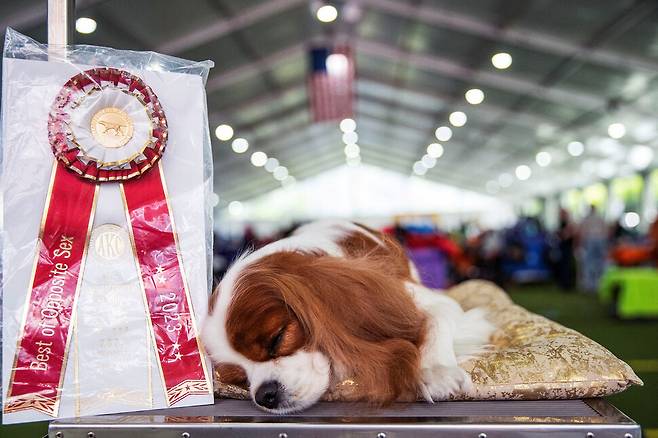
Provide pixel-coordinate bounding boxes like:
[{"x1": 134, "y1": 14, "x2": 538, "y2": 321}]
[{"x1": 3, "y1": 0, "x2": 658, "y2": 203}]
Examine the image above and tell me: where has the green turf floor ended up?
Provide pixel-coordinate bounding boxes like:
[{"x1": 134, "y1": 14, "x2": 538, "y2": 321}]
[
  {"x1": 2, "y1": 283, "x2": 657, "y2": 437},
  {"x1": 507, "y1": 284, "x2": 658, "y2": 434}
]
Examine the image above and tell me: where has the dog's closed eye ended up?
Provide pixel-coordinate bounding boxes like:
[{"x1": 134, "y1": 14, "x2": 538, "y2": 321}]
[{"x1": 268, "y1": 326, "x2": 286, "y2": 358}]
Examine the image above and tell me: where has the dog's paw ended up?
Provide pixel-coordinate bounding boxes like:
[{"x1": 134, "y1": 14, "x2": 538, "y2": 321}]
[{"x1": 420, "y1": 365, "x2": 472, "y2": 402}]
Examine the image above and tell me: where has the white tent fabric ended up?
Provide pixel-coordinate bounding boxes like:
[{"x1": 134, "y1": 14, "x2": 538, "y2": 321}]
[{"x1": 219, "y1": 165, "x2": 515, "y2": 233}]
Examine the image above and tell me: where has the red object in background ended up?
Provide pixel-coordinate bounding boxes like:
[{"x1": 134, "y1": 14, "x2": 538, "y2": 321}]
[
  {"x1": 610, "y1": 218, "x2": 658, "y2": 267},
  {"x1": 382, "y1": 227, "x2": 472, "y2": 278},
  {"x1": 308, "y1": 45, "x2": 355, "y2": 122},
  {"x1": 404, "y1": 233, "x2": 461, "y2": 259},
  {"x1": 610, "y1": 245, "x2": 653, "y2": 266},
  {"x1": 404, "y1": 233, "x2": 471, "y2": 275}
]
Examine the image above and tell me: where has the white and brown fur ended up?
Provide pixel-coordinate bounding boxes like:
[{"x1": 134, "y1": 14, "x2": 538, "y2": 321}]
[{"x1": 202, "y1": 220, "x2": 494, "y2": 413}]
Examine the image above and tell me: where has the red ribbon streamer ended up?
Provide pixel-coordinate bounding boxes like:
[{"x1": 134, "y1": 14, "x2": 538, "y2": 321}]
[
  {"x1": 122, "y1": 164, "x2": 210, "y2": 406},
  {"x1": 4, "y1": 164, "x2": 97, "y2": 416}
]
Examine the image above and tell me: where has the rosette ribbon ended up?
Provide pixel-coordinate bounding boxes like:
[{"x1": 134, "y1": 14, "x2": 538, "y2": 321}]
[{"x1": 4, "y1": 68, "x2": 211, "y2": 416}]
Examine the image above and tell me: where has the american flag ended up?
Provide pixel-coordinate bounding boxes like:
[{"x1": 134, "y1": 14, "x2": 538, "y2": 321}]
[{"x1": 308, "y1": 45, "x2": 355, "y2": 122}]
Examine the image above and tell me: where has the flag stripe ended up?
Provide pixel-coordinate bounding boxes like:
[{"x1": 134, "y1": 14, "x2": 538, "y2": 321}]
[{"x1": 309, "y1": 45, "x2": 354, "y2": 122}]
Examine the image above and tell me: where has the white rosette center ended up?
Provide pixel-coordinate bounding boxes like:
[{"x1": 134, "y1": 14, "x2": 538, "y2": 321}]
[{"x1": 70, "y1": 88, "x2": 152, "y2": 168}]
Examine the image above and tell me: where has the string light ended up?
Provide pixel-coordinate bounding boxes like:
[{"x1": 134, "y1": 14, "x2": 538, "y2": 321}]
[
  {"x1": 231, "y1": 138, "x2": 249, "y2": 153},
  {"x1": 228, "y1": 127, "x2": 295, "y2": 185},
  {"x1": 228, "y1": 201, "x2": 243, "y2": 216},
  {"x1": 623, "y1": 212, "x2": 640, "y2": 228},
  {"x1": 608, "y1": 122, "x2": 626, "y2": 139},
  {"x1": 342, "y1": 131, "x2": 358, "y2": 144},
  {"x1": 250, "y1": 151, "x2": 268, "y2": 167},
  {"x1": 210, "y1": 193, "x2": 220, "y2": 207},
  {"x1": 629, "y1": 145, "x2": 654, "y2": 170},
  {"x1": 421, "y1": 154, "x2": 437, "y2": 169},
  {"x1": 273, "y1": 166, "x2": 289, "y2": 181},
  {"x1": 567, "y1": 141, "x2": 584, "y2": 157},
  {"x1": 413, "y1": 143, "x2": 444, "y2": 174},
  {"x1": 265, "y1": 157, "x2": 280, "y2": 172},
  {"x1": 435, "y1": 126, "x2": 453, "y2": 142},
  {"x1": 413, "y1": 161, "x2": 427, "y2": 176},
  {"x1": 316, "y1": 4, "x2": 338, "y2": 22},
  {"x1": 346, "y1": 156, "x2": 361, "y2": 167},
  {"x1": 215, "y1": 124, "x2": 234, "y2": 141},
  {"x1": 344, "y1": 143, "x2": 360, "y2": 158},
  {"x1": 491, "y1": 52, "x2": 512, "y2": 69},
  {"x1": 326, "y1": 53, "x2": 349, "y2": 76},
  {"x1": 76, "y1": 17, "x2": 97, "y2": 34},
  {"x1": 515, "y1": 165, "x2": 531, "y2": 180},
  {"x1": 535, "y1": 151, "x2": 552, "y2": 167},
  {"x1": 449, "y1": 111, "x2": 467, "y2": 127},
  {"x1": 465, "y1": 88, "x2": 485, "y2": 105},
  {"x1": 339, "y1": 118, "x2": 356, "y2": 133},
  {"x1": 427, "y1": 143, "x2": 444, "y2": 158}
]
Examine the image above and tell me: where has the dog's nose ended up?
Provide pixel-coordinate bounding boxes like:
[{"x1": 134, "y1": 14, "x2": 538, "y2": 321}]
[{"x1": 254, "y1": 380, "x2": 281, "y2": 409}]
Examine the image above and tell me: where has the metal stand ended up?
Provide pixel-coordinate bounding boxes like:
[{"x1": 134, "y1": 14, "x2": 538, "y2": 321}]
[
  {"x1": 48, "y1": 398, "x2": 641, "y2": 438},
  {"x1": 48, "y1": 0, "x2": 75, "y2": 46}
]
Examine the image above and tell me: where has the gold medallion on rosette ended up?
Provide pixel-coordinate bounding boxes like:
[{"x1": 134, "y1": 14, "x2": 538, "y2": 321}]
[{"x1": 90, "y1": 107, "x2": 134, "y2": 149}]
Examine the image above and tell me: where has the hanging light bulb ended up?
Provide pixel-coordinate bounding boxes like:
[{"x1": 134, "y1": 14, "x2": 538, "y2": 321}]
[
  {"x1": 435, "y1": 126, "x2": 452, "y2": 142},
  {"x1": 339, "y1": 118, "x2": 356, "y2": 132},
  {"x1": 231, "y1": 138, "x2": 249, "y2": 153},
  {"x1": 491, "y1": 52, "x2": 512, "y2": 69},
  {"x1": 449, "y1": 111, "x2": 467, "y2": 127},
  {"x1": 427, "y1": 143, "x2": 444, "y2": 158},
  {"x1": 215, "y1": 124, "x2": 234, "y2": 141},
  {"x1": 250, "y1": 151, "x2": 268, "y2": 167},
  {"x1": 515, "y1": 165, "x2": 531, "y2": 180},
  {"x1": 465, "y1": 88, "x2": 485, "y2": 105},
  {"x1": 316, "y1": 4, "x2": 338, "y2": 22},
  {"x1": 535, "y1": 151, "x2": 552, "y2": 167}
]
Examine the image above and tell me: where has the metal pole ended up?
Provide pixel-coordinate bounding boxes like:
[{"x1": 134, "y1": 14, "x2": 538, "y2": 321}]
[{"x1": 48, "y1": 0, "x2": 75, "y2": 46}]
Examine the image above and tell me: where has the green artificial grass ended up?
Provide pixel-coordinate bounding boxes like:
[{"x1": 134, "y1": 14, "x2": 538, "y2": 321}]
[
  {"x1": 508, "y1": 284, "x2": 658, "y2": 431},
  {"x1": 0, "y1": 419, "x2": 47, "y2": 437},
  {"x1": 2, "y1": 283, "x2": 656, "y2": 437}
]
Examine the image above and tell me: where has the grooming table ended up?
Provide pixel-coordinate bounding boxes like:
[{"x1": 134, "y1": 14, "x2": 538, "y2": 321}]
[{"x1": 49, "y1": 398, "x2": 641, "y2": 437}]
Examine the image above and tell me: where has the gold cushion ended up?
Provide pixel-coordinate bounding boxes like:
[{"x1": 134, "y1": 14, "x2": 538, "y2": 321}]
[{"x1": 214, "y1": 280, "x2": 642, "y2": 401}]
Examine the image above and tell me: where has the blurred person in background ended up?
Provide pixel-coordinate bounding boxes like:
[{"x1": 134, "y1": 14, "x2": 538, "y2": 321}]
[
  {"x1": 577, "y1": 205, "x2": 608, "y2": 293},
  {"x1": 479, "y1": 229, "x2": 505, "y2": 286},
  {"x1": 556, "y1": 208, "x2": 577, "y2": 291}
]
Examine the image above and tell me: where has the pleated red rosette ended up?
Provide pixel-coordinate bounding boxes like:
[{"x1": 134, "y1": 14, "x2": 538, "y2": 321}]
[{"x1": 4, "y1": 68, "x2": 210, "y2": 417}]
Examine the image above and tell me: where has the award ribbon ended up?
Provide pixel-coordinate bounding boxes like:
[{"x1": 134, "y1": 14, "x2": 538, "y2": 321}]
[
  {"x1": 3, "y1": 165, "x2": 97, "y2": 416},
  {"x1": 122, "y1": 164, "x2": 211, "y2": 406},
  {"x1": 4, "y1": 67, "x2": 210, "y2": 416}
]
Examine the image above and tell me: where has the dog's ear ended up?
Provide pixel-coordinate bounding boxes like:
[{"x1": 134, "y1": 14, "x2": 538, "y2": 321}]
[{"x1": 272, "y1": 253, "x2": 428, "y2": 404}]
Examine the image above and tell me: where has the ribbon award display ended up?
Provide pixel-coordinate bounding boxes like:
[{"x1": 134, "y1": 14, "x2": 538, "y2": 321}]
[{"x1": 4, "y1": 68, "x2": 211, "y2": 417}]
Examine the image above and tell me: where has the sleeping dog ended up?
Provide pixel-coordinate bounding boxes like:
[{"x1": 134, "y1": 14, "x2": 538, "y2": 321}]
[{"x1": 202, "y1": 220, "x2": 494, "y2": 413}]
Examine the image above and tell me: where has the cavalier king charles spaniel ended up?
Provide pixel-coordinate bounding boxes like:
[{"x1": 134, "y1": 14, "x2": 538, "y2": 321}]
[{"x1": 202, "y1": 221, "x2": 494, "y2": 413}]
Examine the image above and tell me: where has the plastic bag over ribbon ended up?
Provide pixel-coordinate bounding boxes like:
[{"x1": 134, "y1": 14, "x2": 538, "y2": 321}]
[{"x1": 1, "y1": 28, "x2": 215, "y2": 423}]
